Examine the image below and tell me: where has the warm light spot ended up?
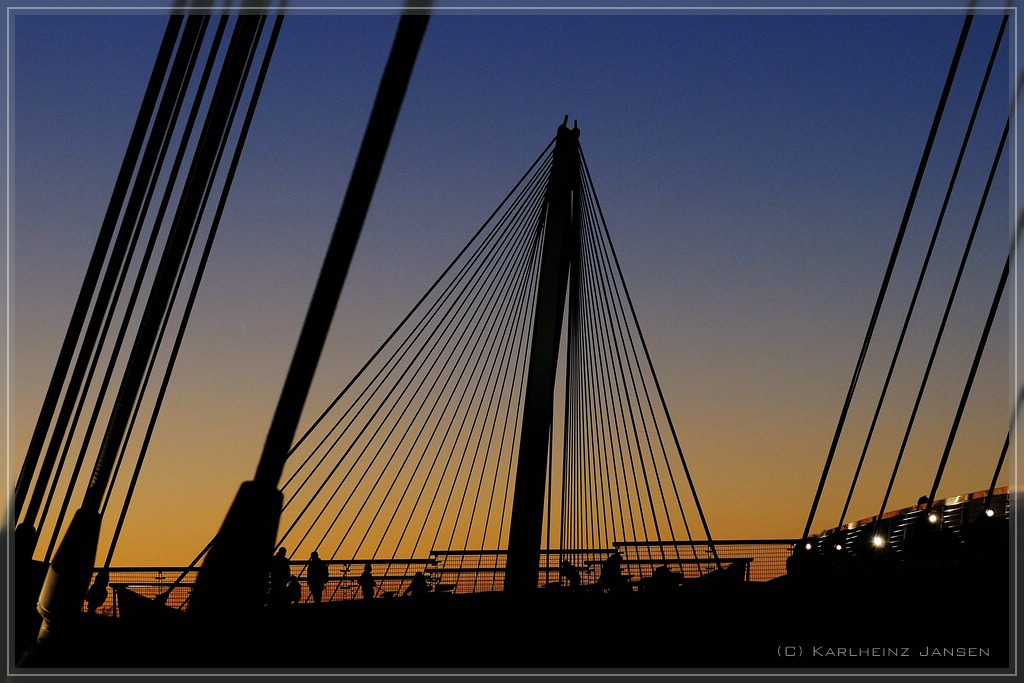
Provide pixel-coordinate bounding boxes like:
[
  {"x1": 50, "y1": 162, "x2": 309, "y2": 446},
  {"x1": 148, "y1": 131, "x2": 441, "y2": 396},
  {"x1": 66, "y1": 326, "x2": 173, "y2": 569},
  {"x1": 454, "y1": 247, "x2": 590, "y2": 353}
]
[
  {"x1": 834, "y1": 543, "x2": 843, "y2": 551},
  {"x1": 985, "y1": 509, "x2": 995, "y2": 518},
  {"x1": 804, "y1": 542, "x2": 812, "y2": 551},
  {"x1": 928, "y1": 513, "x2": 938, "y2": 523},
  {"x1": 871, "y1": 535, "x2": 885, "y2": 548}
]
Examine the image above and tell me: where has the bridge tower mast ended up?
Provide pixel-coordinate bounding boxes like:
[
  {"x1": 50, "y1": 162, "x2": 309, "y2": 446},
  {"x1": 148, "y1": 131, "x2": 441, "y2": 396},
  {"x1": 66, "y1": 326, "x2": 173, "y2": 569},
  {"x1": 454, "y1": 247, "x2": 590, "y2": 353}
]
[{"x1": 504, "y1": 117, "x2": 581, "y2": 593}]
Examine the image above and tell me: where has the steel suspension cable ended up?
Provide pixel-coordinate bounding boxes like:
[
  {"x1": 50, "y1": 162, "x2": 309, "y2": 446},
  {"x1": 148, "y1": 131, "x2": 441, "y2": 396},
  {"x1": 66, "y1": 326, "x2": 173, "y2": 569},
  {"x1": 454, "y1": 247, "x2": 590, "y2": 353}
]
[
  {"x1": 13, "y1": 15, "x2": 184, "y2": 522},
  {"x1": 101, "y1": 15, "x2": 283, "y2": 567},
  {"x1": 21, "y1": 15, "x2": 209, "y2": 534},
  {"x1": 494, "y1": 233, "x2": 544, "y2": 551},
  {"x1": 476, "y1": 226, "x2": 544, "y2": 553},
  {"x1": 926, "y1": 255, "x2": 1008, "y2": 508},
  {"x1": 802, "y1": 14, "x2": 974, "y2": 540},
  {"x1": 837, "y1": 15, "x2": 1007, "y2": 529},
  {"x1": 36, "y1": 17, "x2": 216, "y2": 561},
  {"x1": 39, "y1": 15, "x2": 223, "y2": 563},
  {"x1": 97, "y1": 14, "x2": 254, "y2": 517},
  {"x1": 456, "y1": 248, "x2": 544, "y2": 555},
  {"x1": 582, "y1": 193, "x2": 667, "y2": 548},
  {"x1": 877, "y1": 118, "x2": 1008, "y2": 518}
]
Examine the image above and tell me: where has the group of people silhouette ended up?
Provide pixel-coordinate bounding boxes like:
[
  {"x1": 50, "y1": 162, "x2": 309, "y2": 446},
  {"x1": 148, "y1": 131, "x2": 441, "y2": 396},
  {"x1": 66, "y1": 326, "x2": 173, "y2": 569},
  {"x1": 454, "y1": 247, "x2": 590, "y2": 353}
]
[
  {"x1": 559, "y1": 552, "x2": 682, "y2": 593},
  {"x1": 267, "y1": 547, "x2": 683, "y2": 605},
  {"x1": 266, "y1": 548, "x2": 440, "y2": 606}
]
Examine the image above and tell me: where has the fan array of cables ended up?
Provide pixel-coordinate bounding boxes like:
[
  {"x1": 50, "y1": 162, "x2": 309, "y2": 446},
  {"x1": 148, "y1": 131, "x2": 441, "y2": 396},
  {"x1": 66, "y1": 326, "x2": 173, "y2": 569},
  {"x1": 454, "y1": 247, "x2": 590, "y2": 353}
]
[{"x1": 272, "y1": 133, "x2": 714, "y2": 569}]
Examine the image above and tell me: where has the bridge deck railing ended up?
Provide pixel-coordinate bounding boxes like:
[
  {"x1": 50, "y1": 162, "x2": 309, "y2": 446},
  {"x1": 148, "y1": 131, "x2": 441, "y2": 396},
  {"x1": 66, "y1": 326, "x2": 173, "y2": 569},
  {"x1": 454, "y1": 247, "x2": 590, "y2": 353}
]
[{"x1": 84, "y1": 539, "x2": 799, "y2": 617}]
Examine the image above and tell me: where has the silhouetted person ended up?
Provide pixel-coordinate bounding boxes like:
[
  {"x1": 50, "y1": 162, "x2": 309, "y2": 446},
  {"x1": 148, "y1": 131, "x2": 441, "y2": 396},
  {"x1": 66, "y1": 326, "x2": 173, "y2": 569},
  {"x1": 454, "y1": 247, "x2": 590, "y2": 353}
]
[
  {"x1": 403, "y1": 571, "x2": 429, "y2": 597},
  {"x1": 307, "y1": 551, "x2": 328, "y2": 604},
  {"x1": 357, "y1": 563, "x2": 377, "y2": 599},
  {"x1": 599, "y1": 551, "x2": 627, "y2": 592},
  {"x1": 268, "y1": 546, "x2": 290, "y2": 607},
  {"x1": 286, "y1": 575, "x2": 302, "y2": 605},
  {"x1": 649, "y1": 564, "x2": 679, "y2": 592},
  {"x1": 559, "y1": 560, "x2": 581, "y2": 589},
  {"x1": 85, "y1": 569, "x2": 109, "y2": 615}
]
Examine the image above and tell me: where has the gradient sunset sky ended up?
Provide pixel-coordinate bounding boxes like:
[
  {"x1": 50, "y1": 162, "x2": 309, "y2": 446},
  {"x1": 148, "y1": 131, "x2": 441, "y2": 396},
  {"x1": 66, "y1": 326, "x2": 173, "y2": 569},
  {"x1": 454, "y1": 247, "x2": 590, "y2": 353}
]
[{"x1": 6, "y1": 4, "x2": 1016, "y2": 566}]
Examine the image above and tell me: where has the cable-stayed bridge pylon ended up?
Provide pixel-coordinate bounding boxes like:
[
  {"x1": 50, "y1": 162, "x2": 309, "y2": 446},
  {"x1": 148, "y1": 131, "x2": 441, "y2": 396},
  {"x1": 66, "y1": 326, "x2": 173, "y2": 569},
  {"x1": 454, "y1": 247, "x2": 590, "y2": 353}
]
[{"x1": 271, "y1": 116, "x2": 717, "y2": 593}]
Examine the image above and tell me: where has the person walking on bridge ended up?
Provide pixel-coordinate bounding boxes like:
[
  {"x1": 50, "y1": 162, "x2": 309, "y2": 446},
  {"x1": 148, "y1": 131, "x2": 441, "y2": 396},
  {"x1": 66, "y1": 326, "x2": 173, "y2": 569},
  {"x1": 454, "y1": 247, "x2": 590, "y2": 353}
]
[
  {"x1": 307, "y1": 551, "x2": 328, "y2": 604},
  {"x1": 268, "y1": 547, "x2": 291, "y2": 607},
  {"x1": 357, "y1": 563, "x2": 377, "y2": 599}
]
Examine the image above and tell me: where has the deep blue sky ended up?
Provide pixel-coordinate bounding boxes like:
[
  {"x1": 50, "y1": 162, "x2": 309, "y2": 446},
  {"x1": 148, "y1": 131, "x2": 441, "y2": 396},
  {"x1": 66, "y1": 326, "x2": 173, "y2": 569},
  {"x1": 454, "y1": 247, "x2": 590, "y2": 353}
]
[{"x1": 6, "y1": 8, "x2": 1015, "y2": 563}]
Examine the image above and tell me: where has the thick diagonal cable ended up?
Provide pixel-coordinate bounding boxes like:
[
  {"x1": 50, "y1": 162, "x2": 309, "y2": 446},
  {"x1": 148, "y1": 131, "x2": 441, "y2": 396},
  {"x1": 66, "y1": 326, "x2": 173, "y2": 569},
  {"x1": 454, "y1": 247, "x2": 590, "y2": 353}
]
[
  {"x1": 877, "y1": 117, "x2": 1008, "y2": 519},
  {"x1": 277, "y1": 153, "x2": 553, "y2": 510},
  {"x1": 983, "y1": 384, "x2": 1023, "y2": 513},
  {"x1": 274, "y1": 155, "x2": 548, "y2": 547},
  {"x1": 21, "y1": 15, "x2": 207, "y2": 533},
  {"x1": 838, "y1": 14, "x2": 1007, "y2": 529},
  {"x1": 13, "y1": 16, "x2": 183, "y2": 521},
  {"x1": 38, "y1": 15, "x2": 221, "y2": 562},
  {"x1": 802, "y1": 14, "x2": 974, "y2": 540},
  {"x1": 101, "y1": 16, "x2": 281, "y2": 567},
  {"x1": 249, "y1": 12, "x2": 429, "y2": 492},
  {"x1": 582, "y1": 150, "x2": 715, "y2": 564},
  {"x1": 982, "y1": 431, "x2": 1009, "y2": 513},
  {"x1": 925, "y1": 255, "x2": 1008, "y2": 508}
]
